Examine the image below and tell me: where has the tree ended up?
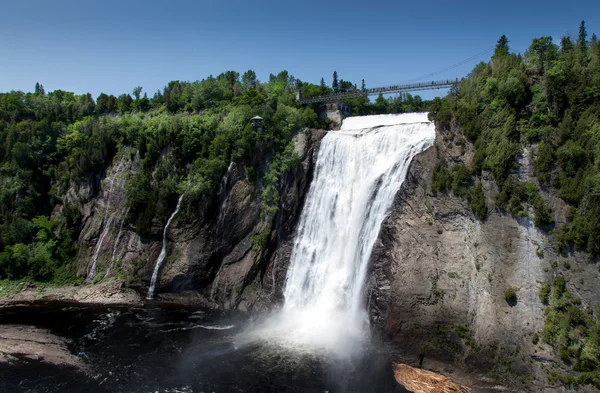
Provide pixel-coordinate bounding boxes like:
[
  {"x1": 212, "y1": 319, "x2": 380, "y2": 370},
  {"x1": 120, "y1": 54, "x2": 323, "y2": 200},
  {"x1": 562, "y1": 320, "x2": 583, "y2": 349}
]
[
  {"x1": 527, "y1": 36, "x2": 557, "y2": 74},
  {"x1": 339, "y1": 80, "x2": 353, "y2": 92},
  {"x1": 320, "y1": 77, "x2": 326, "y2": 89},
  {"x1": 138, "y1": 93, "x2": 150, "y2": 112},
  {"x1": 495, "y1": 35, "x2": 510, "y2": 56},
  {"x1": 332, "y1": 71, "x2": 339, "y2": 92},
  {"x1": 241, "y1": 70, "x2": 257, "y2": 90},
  {"x1": 449, "y1": 81, "x2": 459, "y2": 110},
  {"x1": 374, "y1": 93, "x2": 387, "y2": 113},
  {"x1": 132, "y1": 86, "x2": 142, "y2": 100},
  {"x1": 116, "y1": 94, "x2": 133, "y2": 114},
  {"x1": 578, "y1": 20, "x2": 588, "y2": 55},
  {"x1": 561, "y1": 35, "x2": 574, "y2": 52},
  {"x1": 361, "y1": 79, "x2": 365, "y2": 91},
  {"x1": 34, "y1": 83, "x2": 45, "y2": 96}
]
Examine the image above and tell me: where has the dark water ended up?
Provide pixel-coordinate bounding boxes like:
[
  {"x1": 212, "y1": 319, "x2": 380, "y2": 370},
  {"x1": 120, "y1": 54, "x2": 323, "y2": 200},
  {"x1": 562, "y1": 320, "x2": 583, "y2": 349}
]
[{"x1": 0, "y1": 302, "x2": 404, "y2": 393}]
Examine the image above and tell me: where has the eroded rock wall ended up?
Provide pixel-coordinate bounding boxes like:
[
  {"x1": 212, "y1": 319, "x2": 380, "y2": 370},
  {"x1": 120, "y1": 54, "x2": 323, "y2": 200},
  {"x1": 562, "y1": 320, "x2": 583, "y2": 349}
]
[
  {"x1": 71, "y1": 129, "x2": 325, "y2": 309},
  {"x1": 369, "y1": 122, "x2": 600, "y2": 390}
]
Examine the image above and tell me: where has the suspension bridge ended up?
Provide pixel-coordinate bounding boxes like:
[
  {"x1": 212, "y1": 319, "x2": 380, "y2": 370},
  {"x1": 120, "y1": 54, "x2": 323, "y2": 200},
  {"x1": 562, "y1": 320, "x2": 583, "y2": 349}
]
[
  {"x1": 299, "y1": 44, "x2": 497, "y2": 105},
  {"x1": 299, "y1": 79, "x2": 459, "y2": 104}
]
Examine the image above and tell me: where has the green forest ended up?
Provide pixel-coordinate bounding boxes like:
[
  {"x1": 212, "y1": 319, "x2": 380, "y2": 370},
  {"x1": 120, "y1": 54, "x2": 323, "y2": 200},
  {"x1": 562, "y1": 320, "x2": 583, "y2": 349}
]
[
  {"x1": 1, "y1": 19, "x2": 600, "y2": 388},
  {"x1": 1, "y1": 20, "x2": 599, "y2": 291},
  {"x1": 429, "y1": 21, "x2": 600, "y2": 387},
  {"x1": 431, "y1": 22, "x2": 600, "y2": 258},
  {"x1": 0, "y1": 66, "x2": 428, "y2": 284}
]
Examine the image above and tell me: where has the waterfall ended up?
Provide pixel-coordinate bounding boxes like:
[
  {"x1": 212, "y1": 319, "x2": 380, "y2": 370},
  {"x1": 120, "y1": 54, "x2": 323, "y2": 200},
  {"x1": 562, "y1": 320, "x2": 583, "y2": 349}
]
[
  {"x1": 87, "y1": 213, "x2": 115, "y2": 281},
  {"x1": 105, "y1": 207, "x2": 129, "y2": 278},
  {"x1": 147, "y1": 194, "x2": 185, "y2": 300},
  {"x1": 87, "y1": 152, "x2": 127, "y2": 282},
  {"x1": 276, "y1": 113, "x2": 434, "y2": 353}
]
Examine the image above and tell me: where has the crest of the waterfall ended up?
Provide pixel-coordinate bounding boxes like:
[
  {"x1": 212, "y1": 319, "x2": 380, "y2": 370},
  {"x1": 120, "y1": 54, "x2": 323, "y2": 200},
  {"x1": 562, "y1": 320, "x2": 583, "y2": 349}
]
[{"x1": 237, "y1": 113, "x2": 434, "y2": 357}]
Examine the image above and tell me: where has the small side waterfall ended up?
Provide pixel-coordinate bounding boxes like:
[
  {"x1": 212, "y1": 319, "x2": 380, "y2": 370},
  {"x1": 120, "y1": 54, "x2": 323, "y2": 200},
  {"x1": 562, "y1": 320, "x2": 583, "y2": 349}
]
[
  {"x1": 87, "y1": 213, "x2": 115, "y2": 281},
  {"x1": 105, "y1": 207, "x2": 129, "y2": 278},
  {"x1": 87, "y1": 152, "x2": 127, "y2": 282},
  {"x1": 147, "y1": 194, "x2": 185, "y2": 300}
]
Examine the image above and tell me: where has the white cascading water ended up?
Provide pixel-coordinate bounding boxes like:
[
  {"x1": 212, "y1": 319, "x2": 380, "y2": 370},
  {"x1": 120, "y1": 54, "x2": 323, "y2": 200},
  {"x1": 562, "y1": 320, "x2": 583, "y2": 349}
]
[
  {"x1": 147, "y1": 194, "x2": 185, "y2": 300},
  {"x1": 243, "y1": 113, "x2": 434, "y2": 356},
  {"x1": 105, "y1": 207, "x2": 129, "y2": 278},
  {"x1": 88, "y1": 213, "x2": 115, "y2": 281},
  {"x1": 87, "y1": 153, "x2": 127, "y2": 282}
]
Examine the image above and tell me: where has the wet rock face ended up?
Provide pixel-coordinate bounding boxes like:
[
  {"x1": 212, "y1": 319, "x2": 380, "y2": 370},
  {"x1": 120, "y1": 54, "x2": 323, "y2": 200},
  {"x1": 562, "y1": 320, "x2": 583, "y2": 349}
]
[
  {"x1": 368, "y1": 122, "x2": 598, "y2": 390},
  {"x1": 72, "y1": 129, "x2": 325, "y2": 310}
]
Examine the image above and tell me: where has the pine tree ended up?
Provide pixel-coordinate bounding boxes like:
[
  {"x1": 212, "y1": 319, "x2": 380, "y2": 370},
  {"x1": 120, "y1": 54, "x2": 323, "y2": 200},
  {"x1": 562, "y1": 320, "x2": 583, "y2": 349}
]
[
  {"x1": 320, "y1": 78, "x2": 326, "y2": 89},
  {"x1": 578, "y1": 20, "x2": 588, "y2": 59},
  {"x1": 495, "y1": 35, "x2": 510, "y2": 56},
  {"x1": 578, "y1": 20, "x2": 588, "y2": 48},
  {"x1": 361, "y1": 79, "x2": 365, "y2": 91},
  {"x1": 34, "y1": 82, "x2": 45, "y2": 96},
  {"x1": 332, "y1": 71, "x2": 339, "y2": 92}
]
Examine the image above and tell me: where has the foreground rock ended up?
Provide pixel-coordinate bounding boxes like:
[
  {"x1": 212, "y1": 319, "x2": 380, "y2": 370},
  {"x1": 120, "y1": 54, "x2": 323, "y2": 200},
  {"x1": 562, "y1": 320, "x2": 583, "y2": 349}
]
[
  {"x1": 0, "y1": 279, "x2": 142, "y2": 307},
  {"x1": 0, "y1": 325, "x2": 86, "y2": 371},
  {"x1": 394, "y1": 363, "x2": 470, "y2": 393}
]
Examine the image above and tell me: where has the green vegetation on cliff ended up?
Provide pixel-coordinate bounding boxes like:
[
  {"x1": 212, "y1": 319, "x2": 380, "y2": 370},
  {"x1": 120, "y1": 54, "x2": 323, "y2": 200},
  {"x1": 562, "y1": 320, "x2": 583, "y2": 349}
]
[
  {"x1": 0, "y1": 70, "x2": 317, "y2": 281},
  {"x1": 541, "y1": 276, "x2": 600, "y2": 387},
  {"x1": 430, "y1": 22, "x2": 600, "y2": 257},
  {"x1": 429, "y1": 22, "x2": 600, "y2": 389}
]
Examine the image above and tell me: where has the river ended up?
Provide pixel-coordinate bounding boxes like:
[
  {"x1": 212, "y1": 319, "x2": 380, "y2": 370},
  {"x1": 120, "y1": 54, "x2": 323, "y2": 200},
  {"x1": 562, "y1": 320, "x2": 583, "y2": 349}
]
[{"x1": 0, "y1": 301, "x2": 404, "y2": 393}]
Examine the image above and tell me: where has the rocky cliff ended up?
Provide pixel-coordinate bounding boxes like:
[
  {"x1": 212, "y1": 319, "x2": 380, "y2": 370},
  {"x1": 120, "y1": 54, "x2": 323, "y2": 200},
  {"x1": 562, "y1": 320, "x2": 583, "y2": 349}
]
[
  {"x1": 71, "y1": 128, "x2": 324, "y2": 309},
  {"x1": 62, "y1": 117, "x2": 599, "y2": 390},
  {"x1": 369, "y1": 121, "x2": 600, "y2": 391}
]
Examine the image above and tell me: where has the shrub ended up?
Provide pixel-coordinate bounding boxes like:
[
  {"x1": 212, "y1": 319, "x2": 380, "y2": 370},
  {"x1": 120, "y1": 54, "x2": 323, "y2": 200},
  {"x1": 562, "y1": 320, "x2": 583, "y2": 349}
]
[
  {"x1": 539, "y1": 282, "x2": 551, "y2": 304},
  {"x1": 504, "y1": 286, "x2": 518, "y2": 304},
  {"x1": 470, "y1": 184, "x2": 488, "y2": 219}
]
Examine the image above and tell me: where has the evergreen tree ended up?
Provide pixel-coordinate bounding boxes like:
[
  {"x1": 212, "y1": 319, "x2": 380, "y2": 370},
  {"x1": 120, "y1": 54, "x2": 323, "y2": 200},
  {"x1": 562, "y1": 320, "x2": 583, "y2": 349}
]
[
  {"x1": 561, "y1": 35, "x2": 574, "y2": 52},
  {"x1": 320, "y1": 77, "x2": 326, "y2": 89},
  {"x1": 361, "y1": 79, "x2": 365, "y2": 91},
  {"x1": 242, "y1": 70, "x2": 257, "y2": 90},
  {"x1": 34, "y1": 82, "x2": 45, "y2": 96},
  {"x1": 332, "y1": 71, "x2": 339, "y2": 92},
  {"x1": 528, "y1": 36, "x2": 556, "y2": 74},
  {"x1": 495, "y1": 35, "x2": 510, "y2": 56},
  {"x1": 578, "y1": 20, "x2": 588, "y2": 52}
]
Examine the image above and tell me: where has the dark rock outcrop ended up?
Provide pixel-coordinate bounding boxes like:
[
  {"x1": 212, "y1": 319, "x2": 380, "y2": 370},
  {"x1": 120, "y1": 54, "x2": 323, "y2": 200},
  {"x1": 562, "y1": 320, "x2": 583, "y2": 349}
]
[{"x1": 72, "y1": 129, "x2": 325, "y2": 309}]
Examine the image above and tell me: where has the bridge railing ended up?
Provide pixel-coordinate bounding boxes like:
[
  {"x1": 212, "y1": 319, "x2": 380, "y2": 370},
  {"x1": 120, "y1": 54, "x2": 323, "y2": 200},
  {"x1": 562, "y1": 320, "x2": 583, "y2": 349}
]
[{"x1": 300, "y1": 78, "x2": 459, "y2": 104}]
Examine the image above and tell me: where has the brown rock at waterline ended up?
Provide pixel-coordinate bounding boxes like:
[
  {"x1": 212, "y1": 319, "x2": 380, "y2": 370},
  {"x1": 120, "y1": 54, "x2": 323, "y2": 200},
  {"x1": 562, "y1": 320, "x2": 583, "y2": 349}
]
[
  {"x1": 0, "y1": 325, "x2": 87, "y2": 372},
  {"x1": 394, "y1": 363, "x2": 470, "y2": 393}
]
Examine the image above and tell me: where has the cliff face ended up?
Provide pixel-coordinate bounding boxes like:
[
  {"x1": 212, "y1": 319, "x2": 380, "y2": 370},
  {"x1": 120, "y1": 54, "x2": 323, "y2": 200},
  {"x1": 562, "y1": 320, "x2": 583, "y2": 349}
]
[
  {"x1": 369, "y1": 122, "x2": 600, "y2": 390},
  {"x1": 71, "y1": 128, "x2": 324, "y2": 309}
]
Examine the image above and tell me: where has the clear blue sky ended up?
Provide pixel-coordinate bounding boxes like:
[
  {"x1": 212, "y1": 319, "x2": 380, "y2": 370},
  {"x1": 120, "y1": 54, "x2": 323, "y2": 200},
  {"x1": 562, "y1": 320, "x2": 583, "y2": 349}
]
[{"x1": 1, "y1": 0, "x2": 598, "y2": 100}]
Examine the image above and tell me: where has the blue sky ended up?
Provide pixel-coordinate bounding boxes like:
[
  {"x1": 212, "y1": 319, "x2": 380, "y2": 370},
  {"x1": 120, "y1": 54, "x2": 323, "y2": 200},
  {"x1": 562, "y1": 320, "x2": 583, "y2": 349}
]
[{"x1": 1, "y1": 0, "x2": 598, "y2": 100}]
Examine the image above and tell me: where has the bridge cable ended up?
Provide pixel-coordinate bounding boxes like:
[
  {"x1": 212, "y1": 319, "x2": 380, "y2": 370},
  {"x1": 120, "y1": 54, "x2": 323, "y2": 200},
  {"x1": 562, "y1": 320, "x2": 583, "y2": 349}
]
[{"x1": 400, "y1": 45, "x2": 496, "y2": 84}]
